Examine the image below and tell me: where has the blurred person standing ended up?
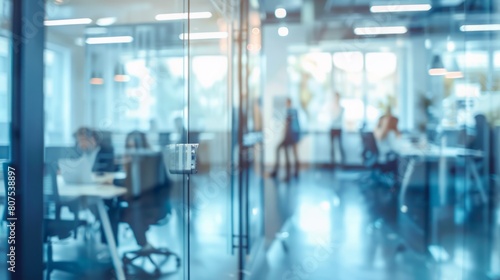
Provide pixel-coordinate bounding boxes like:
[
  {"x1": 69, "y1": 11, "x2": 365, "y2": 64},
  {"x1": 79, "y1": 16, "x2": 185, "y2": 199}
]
[
  {"x1": 330, "y1": 91, "x2": 345, "y2": 167},
  {"x1": 270, "y1": 98, "x2": 301, "y2": 181}
]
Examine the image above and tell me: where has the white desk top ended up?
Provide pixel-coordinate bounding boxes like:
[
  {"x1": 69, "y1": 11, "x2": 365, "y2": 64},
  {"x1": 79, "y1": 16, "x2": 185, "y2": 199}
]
[
  {"x1": 58, "y1": 177, "x2": 126, "y2": 199},
  {"x1": 0, "y1": 174, "x2": 127, "y2": 199},
  {"x1": 397, "y1": 143, "x2": 483, "y2": 158}
]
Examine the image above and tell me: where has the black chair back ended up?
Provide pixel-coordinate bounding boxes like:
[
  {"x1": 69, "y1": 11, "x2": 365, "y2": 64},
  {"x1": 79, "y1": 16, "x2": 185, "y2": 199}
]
[
  {"x1": 361, "y1": 132, "x2": 379, "y2": 168},
  {"x1": 124, "y1": 152, "x2": 166, "y2": 200},
  {"x1": 43, "y1": 163, "x2": 61, "y2": 219}
]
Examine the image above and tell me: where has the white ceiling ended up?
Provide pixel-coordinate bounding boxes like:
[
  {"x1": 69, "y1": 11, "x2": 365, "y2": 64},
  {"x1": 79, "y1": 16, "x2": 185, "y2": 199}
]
[{"x1": 45, "y1": 0, "x2": 226, "y2": 40}]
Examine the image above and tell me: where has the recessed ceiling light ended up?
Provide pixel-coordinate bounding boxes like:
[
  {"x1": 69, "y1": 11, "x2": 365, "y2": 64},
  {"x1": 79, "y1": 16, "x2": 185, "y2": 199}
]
[
  {"x1": 354, "y1": 26, "x2": 407, "y2": 35},
  {"x1": 370, "y1": 4, "x2": 431, "y2": 13},
  {"x1": 278, "y1": 26, "x2": 289, "y2": 36},
  {"x1": 85, "y1": 36, "x2": 134, "y2": 44},
  {"x1": 156, "y1": 12, "x2": 212, "y2": 21},
  {"x1": 460, "y1": 24, "x2": 500, "y2": 32},
  {"x1": 275, "y1": 8, "x2": 287, "y2": 19}
]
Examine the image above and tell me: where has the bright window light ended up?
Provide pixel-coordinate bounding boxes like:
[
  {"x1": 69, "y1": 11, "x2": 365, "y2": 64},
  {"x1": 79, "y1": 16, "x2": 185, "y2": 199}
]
[
  {"x1": 275, "y1": 8, "x2": 287, "y2": 18},
  {"x1": 178, "y1": 32, "x2": 228, "y2": 40},
  {"x1": 278, "y1": 26, "x2": 289, "y2": 36},
  {"x1": 354, "y1": 26, "x2": 407, "y2": 35},
  {"x1": 85, "y1": 36, "x2": 134, "y2": 44},
  {"x1": 460, "y1": 24, "x2": 500, "y2": 32},
  {"x1": 45, "y1": 18, "x2": 92, "y2": 26},
  {"x1": 370, "y1": 4, "x2": 431, "y2": 13},
  {"x1": 155, "y1": 12, "x2": 212, "y2": 21}
]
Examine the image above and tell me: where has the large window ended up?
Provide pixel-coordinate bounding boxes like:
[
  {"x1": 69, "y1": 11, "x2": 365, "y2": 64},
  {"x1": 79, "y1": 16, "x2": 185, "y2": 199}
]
[{"x1": 288, "y1": 51, "x2": 399, "y2": 131}]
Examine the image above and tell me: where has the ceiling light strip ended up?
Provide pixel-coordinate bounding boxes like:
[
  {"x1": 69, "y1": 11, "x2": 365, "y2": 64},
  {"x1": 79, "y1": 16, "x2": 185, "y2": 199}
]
[
  {"x1": 354, "y1": 26, "x2": 407, "y2": 35},
  {"x1": 460, "y1": 24, "x2": 500, "y2": 32},
  {"x1": 85, "y1": 36, "x2": 134, "y2": 44},
  {"x1": 370, "y1": 4, "x2": 431, "y2": 13},
  {"x1": 45, "y1": 18, "x2": 92, "y2": 26},
  {"x1": 156, "y1": 12, "x2": 212, "y2": 21}
]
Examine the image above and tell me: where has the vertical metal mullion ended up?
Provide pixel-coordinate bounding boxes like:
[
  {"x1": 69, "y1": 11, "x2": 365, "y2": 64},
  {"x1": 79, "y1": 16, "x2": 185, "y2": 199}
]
[{"x1": 11, "y1": 0, "x2": 45, "y2": 279}]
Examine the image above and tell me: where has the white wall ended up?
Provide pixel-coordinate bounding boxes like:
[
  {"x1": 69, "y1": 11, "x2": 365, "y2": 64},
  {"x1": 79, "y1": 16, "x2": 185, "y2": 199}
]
[{"x1": 46, "y1": 31, "x2": 87, "y2": 140}]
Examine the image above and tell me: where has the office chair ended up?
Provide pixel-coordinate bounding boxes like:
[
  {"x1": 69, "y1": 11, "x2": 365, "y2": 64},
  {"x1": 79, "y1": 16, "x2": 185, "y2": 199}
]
[
  {"x1": 359, "y1": 132, "x2": 399, "y2": 227},
  {"x1": 43, "y1": 163, "x2": 89, "y2": 280},
  {"x1": 120, "y1": 152, "x2": 181, "y2": 277},
  {"x1": 1, "y1": 162, "x2": 85, "y2": 280},
  {"x1": 360, "y1": 131, "x2": 399, "y2": 187}
]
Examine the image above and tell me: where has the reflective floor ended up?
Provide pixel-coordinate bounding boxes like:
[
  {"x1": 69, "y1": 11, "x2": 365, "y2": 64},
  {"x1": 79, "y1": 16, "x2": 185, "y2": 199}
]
[
  {"x1": 256, "y1": 168, "x2": 497, "y2": 280},
  {"x1": 0, "y1": 168, "x2": 497, "y2": 280}
]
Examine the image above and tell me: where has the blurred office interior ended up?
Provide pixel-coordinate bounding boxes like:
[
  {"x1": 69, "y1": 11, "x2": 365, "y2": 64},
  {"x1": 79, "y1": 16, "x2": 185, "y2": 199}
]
[{"x1": 0, "y1": 0, "x2": 500, "y2": 279}]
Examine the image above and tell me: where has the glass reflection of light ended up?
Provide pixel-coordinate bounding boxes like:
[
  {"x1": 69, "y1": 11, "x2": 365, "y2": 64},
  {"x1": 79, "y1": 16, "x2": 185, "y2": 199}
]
[
  {"x1": 343, "y1": 206, "x2": 363, "y2": 246},
  {"x1": 332, "y1": 196, "x2": 340, "y2": 207},
  {"x1": 252, "y1": 208, "x2": 258, "y2": 216},
  {"x1": 320, "y1": 201, "x2": 330, "y2": 211},
  {"x1": 298, "y1": 202, "x2": 331, "y2": 241},
  {"x1": 453, "y1": 247, "x2": 474, "y2": 270},
  {"x1": 196, "y1": 209, "x2": 225, "y2": 239}
]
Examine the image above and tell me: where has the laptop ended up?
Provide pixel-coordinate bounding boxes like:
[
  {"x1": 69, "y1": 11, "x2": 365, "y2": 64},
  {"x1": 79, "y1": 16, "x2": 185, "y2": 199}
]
[{"x1": 58, "y1": 156, "x2": 94, "y2": 184}]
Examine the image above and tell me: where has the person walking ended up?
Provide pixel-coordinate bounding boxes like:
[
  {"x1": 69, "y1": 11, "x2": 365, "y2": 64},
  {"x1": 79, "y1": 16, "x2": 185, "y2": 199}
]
[
  {"x1": 270, "y1": 98, "x2": 301, "y2": 181},
  {"x1": 330, "y1": 92, "x2": 345, "y2": 167}
]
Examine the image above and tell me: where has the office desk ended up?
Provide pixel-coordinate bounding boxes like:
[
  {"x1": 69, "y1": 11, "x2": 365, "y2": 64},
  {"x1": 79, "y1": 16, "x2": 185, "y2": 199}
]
[
  {"x1": 397, "y1": 144, "x2": 483, "y2": 259},
  {"x1": 0, "y1": 175, "x2": 127, "y2": 280},
  {"x1": 398, "y1": 145, "x2": 484, "y2": 205},
  {"x1": 60, "y1": 176, "x2": 127, "y2": 280}
]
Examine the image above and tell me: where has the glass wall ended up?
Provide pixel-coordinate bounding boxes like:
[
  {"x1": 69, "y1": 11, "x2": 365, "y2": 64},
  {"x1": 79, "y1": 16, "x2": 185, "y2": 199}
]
[
  {"x1": 43, "y1": 1, "x2": 193, "y2": 279},
  {"x1": 41, "y1": 0, "x2": 251, "y2": 279},
  {"x1": 259, "y1": 0, "x2": 500, "y2": 279}
]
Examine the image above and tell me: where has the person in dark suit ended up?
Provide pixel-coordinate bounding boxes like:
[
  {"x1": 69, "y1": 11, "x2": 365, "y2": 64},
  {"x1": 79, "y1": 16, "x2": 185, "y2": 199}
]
[
  {"x1": 73, "y1": 127, "x2": 116, "y2": 173},
  {"x1": 270, "y1": 98, "x2": 301, "y2": 181}
]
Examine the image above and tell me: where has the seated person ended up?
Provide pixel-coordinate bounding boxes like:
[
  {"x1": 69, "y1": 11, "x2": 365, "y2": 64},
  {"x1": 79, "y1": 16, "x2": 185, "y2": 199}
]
[
  {"x1": 118, "y1": 131, "x2": 170, "y2": 252},
  {"x1": 374, "y1": 106, "x2": 400, "y2": 141},
  {"x1": 73, "y1": 127, "x2": 116, "y2": 173},
  {"x1": 374, "y1": 106, "x2": 401, "y2": 160},
  {"x1": 113, "y1": 130, "x2": 151, "y2": 186}
]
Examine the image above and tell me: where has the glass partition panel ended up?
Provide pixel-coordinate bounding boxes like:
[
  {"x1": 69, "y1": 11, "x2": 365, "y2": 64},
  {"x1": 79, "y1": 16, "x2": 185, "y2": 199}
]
[{"x1": 43, "y1": 1, "x2": 190, "y2": 279}]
